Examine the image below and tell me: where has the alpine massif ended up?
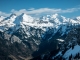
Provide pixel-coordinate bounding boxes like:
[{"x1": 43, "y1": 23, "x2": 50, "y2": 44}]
[{"x1": 0, "y1": 13, "x2": 80, "y2": 60}]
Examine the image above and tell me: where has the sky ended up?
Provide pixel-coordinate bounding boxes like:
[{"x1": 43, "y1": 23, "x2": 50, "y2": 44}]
[{"x1": 0, "y1": 0, "x2": 80, "y2": 18}]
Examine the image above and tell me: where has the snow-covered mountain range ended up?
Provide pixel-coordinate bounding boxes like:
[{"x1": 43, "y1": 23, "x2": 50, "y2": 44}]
[
  {"x1": 0, "y1": 13, "x2": 80, "y2": 60},
  {"x1": 0, "y1": 13, "x2": 80, "y2": 33},
  {"x1": 0, "y1": 13, "x2": 80, "y2": 40}
]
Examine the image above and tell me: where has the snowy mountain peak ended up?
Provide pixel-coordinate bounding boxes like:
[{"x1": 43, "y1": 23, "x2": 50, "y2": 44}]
[
  {"x1": 51, "y1": 13, "x2": 59, "y2": 18},
  {"x1": 0, "y1": 13, "x2": 80, "y2": 34},
  {"x1": 19, "y1": 13, "x2": 34, "y2": 22},
  {"x1": 0, "y1": 16, "x2": 5, "y2": 22},
  {"x1": 10, "y1": 13, "x2": 16, "y2": 17},
  {"x1": 76, "y1": 16, "x2": 80, "y2": 20}
]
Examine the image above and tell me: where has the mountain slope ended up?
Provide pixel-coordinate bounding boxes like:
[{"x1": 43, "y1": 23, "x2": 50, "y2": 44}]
[
  {"x1": 0, "y1": 13, "x2": 80, "y2": 60},
  {"x1": 31, "y1": 27, "x2": 80, "y2": 60}
]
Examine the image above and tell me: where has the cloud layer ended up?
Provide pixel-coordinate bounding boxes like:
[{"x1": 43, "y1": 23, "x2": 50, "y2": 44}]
[
  {"x1": 0, "y1": 11, "x2": 11, "y2": 17},
  {"x1": 0, "y1": 7, "x2": 80, "y2": 17}
]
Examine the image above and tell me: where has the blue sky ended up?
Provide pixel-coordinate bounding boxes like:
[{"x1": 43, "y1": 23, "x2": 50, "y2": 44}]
[{"x1": 0, "y1": 0, "x2": 80, "y2": 18}]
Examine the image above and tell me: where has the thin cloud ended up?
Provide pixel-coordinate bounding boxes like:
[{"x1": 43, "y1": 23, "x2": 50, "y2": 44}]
[
  {"x1": 0, "y1": 11, "x2": 11, "y2": 17},
  {"x1": 11, "y1": 7, "x2": 80, "y2": 16},
  {"x1": 28, "y1": 8, "x2": 35, "y2": 11},
  {"x1": 62, "y1": 8, "x2": 80, "y2": 13},
  {"x1": 0, "y1": 7, "x2": 80, "y2": 17},
  {"x1": 11, "y1": 9, "x2": 27, "y2": 15}
]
